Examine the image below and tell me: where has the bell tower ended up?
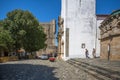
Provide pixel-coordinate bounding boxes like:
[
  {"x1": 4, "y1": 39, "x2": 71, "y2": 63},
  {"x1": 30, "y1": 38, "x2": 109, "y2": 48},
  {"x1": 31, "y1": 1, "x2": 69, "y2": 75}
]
[{"x1": 61, "y1": 0, "x2": 96, "y2": 59}]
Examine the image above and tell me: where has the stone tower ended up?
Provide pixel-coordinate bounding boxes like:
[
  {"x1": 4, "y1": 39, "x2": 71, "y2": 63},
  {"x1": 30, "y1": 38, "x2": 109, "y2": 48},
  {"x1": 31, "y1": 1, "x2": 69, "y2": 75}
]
[
  {"x1": 60, "y1": 0, "x2": 96, "y2": 60},
  {"x1": 36, "y1": 20, "x2": 57, "y2": 56}
]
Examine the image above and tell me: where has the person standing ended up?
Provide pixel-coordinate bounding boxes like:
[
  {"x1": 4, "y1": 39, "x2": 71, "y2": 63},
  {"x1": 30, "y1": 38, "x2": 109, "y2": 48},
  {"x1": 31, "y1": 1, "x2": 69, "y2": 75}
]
[
  {"x1": 92, "y1": 48, "x2": 96, "y2": 58},
  {"x1": 85, "y1": 49, "x2": 89, "y2": 58}
]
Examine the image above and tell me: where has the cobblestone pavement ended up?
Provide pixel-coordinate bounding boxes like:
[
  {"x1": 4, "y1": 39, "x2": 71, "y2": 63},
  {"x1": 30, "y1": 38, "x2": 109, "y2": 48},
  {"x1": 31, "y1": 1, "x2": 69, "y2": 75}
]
[{"x1": 0, "y1": 59, "x2": 96, "y2": 80}]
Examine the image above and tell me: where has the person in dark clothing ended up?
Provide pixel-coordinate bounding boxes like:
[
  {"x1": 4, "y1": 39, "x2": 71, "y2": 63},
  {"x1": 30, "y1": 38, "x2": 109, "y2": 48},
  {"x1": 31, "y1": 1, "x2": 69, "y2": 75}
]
[{"x1": 85, "y1": 49, "x2": 89, "y2": 58}]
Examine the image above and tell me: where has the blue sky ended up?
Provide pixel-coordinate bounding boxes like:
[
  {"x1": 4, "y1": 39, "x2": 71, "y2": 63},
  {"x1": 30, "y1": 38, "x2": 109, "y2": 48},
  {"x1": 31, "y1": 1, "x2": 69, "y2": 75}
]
[
  {"x1": 0, "y1": 0, "x2": 120, "y2": 22},
  {"x1": 0, "y1": 0, "x2": 61, "y2": 22},
  {"x1": 0, "y1": 0, "x2": 120, "y2": 45},
  {"x1": 96, "y1": 0, "x2": 120, "y2": 14}
]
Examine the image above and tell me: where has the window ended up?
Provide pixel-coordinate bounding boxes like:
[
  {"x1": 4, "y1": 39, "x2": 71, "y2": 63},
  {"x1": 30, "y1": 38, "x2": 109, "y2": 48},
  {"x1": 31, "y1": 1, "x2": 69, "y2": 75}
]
[{"x1": 81, "y1": 43, "x2": 85, "y2": 48}]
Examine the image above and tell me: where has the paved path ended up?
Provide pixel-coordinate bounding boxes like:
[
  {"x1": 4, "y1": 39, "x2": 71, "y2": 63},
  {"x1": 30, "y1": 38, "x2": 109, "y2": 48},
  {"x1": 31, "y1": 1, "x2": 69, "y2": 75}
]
[{"x1": 0, "y1": 59, "x2": 96, "y2": 80}]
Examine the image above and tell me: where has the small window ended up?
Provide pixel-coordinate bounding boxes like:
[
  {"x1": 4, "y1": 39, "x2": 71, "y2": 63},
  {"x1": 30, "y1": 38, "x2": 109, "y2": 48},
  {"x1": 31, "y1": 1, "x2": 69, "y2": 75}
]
[{"x1": 81, "y1": 43, "x2": 85, "y2": 48}]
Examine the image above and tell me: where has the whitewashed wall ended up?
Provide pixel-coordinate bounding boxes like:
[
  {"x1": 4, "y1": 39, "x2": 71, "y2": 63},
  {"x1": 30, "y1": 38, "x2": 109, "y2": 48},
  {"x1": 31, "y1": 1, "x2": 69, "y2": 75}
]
[
  {"x1": 61, "y1": 0, "x2": 96, "y2": 60},
  {"x1": 96, "y1": 19, "x2": 104, "y2": 57}
]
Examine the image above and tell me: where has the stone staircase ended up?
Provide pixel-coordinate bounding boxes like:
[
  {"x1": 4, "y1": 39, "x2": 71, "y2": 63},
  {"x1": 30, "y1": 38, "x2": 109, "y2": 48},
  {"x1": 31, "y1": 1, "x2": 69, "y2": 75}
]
[{"x1": 67, "y1": 59, "x2": 120, "y2": 80}]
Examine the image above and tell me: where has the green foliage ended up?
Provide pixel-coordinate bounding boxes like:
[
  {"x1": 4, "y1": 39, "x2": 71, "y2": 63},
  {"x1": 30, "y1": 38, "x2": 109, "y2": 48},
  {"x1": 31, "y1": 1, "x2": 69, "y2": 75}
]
[
  {"x1": 22, "y1": 25, "x2": 47, "y2": 52},
  {"x1": 1, "y1": 9, "x2": 46, "y2": 53},
  {"x1": 0, "y1": 27, "x2": 15, "y2": 52}
]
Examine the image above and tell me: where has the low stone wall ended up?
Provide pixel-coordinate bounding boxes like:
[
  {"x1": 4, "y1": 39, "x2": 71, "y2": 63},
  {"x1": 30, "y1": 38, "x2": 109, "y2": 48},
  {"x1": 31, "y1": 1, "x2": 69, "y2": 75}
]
[{"x1": 0, "y1": 56, "x2": 18, "y2": 63}]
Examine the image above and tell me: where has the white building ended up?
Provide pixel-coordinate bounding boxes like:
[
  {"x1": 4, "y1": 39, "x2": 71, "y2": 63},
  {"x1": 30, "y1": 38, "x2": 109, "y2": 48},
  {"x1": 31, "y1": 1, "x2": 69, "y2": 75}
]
[
  {"x1": 60, "y1": 0, "x2": 108, "y2": 60},
  {"x1": 96, "y1": 15, "x2": 108, "y2": 57}
]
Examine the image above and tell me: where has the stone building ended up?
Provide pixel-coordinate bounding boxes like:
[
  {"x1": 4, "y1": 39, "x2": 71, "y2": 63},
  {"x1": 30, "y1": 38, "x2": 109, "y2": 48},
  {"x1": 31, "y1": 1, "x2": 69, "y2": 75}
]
[
  {"x1": 57, "y1": 16, "x2": 64, "y2": 58},
  {"x1": 96, "y1": 15, "x2": 108, "y2": 57},
  {"x1": 99, "y1": 9, "x2": 120, "y2": 60},
  {"x1": 36, "y1": 20, "x2": 57, "y2": 56}
]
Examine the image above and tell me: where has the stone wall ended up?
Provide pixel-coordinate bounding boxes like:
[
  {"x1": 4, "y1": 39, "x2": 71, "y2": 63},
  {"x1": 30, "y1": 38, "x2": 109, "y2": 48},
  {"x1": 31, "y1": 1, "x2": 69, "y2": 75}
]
[
  {"x1": 0, "y1": 56, "x2": 18, "y2": 63},
  {"x1": 100, "y1": 39, "x2": 110, "y2": 59},
  {"x1": 101, "y1": 36, "x2": 120, "y2": 60},
  {"x1": 110, "y1": 36, "x2": 120, "y2": 60},
  {"x1": 36, "y1": 20, "x2": 56, "y2": 56}
]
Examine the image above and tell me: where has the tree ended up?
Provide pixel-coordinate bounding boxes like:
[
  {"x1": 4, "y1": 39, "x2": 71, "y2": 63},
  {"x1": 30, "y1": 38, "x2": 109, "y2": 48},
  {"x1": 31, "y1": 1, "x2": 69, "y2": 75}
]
[
  {"x1": 23, "y1": 25, "x2": 47, "y2": 52},
  {"x1": 2, "y1": 9, "x2": 46, "y2": 53},
  {"x1": 0, "y1": 27, "x2": 15, "y2": 53}
]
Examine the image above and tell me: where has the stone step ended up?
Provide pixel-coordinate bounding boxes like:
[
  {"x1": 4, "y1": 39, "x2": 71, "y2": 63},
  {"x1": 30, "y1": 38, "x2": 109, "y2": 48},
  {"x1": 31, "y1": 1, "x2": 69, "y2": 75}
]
[
  {"x1": 73, "y1": 59, "x2": 120, "y2": 79},
  {"x1": 67, "y1": 60, "x2": 111, "y2": 80},
  {"x1": 72, "y1": 59, "x2": 120, "y2": 76},
  {"x1": 67, "y1": 59, "x2": 120, "y2": 80}
]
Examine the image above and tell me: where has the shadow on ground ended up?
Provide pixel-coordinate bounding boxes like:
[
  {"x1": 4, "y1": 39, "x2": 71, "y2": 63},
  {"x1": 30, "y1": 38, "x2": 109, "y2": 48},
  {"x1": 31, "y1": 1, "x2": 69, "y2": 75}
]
[{"x1": 0, "y1": 63, "x2": 59, "y2": 80}]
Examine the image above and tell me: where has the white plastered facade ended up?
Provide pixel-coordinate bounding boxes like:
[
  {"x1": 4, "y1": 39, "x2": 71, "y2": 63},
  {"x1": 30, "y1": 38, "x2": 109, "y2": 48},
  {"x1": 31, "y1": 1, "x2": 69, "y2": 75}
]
[{"x1": 61, "y1": 0, "x2": 99, "y2": 60}]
